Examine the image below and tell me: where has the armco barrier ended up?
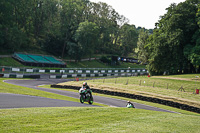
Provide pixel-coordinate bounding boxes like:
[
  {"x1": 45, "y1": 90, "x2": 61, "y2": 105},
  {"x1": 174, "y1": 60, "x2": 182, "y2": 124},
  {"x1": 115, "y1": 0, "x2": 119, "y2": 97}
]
[
  {"x1": 51, "y1": 84, "x2": 200, "y2": 114},
  {"x1": 49, "y1": 72, "x2": 148, "y2": 79},
  {"x1": 0, "y1": 73, "x2": 40, "y2": 79},
  {"x1": 0, "y1": 66, "x2": 148, "y2": 75}
]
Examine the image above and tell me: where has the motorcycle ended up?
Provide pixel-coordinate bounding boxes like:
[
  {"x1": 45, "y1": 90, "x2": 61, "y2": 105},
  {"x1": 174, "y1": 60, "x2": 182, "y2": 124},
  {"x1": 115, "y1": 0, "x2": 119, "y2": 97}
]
[
  {"x1": 79, "y1": 87, "x2": 93, "y2": 104},
  {"x1": 126, "y1": 102, "x2": 135, "y2": 108}
]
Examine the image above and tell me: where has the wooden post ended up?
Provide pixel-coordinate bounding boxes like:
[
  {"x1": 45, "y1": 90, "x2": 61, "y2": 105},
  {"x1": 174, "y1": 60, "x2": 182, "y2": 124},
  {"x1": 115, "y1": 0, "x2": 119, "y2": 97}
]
[
  {"x1": 126, "y1": 79, "x2": 129, "y2": 85},
  {"x1": 139, "y1": 80, "x2": 141, "y2": 86},
  {"x1": 153, "y1": 82, "x2": 155, "y2": 88},
  {"x1": 103, "y1": 78, "x2": 105, "y2": 83},
  {"x1": 178, "y1": 85, "x2": 185, "y2": 92},
  {"x1": 115, "y1": 78, "x2": 117, "y2": 84},
  {"x1": 167, "y1": 83, "x2": 168, "y2": 89}
]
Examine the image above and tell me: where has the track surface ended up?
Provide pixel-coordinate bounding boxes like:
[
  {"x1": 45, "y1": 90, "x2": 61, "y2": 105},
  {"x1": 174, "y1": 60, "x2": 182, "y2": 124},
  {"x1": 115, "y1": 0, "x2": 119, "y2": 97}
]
[
  {"x1": 0, "y1": 93, "x2": 96, "y2": 109},
  {"x1": 2, "y1": 78, "x2": 177, "y2": 113}
]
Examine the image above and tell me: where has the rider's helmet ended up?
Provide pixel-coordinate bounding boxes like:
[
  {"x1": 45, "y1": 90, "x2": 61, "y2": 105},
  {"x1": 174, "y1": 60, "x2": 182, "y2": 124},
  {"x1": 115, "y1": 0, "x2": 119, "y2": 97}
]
[
  {"x1": 127, "y1": 101, "x2": 130, "y2": 103},
  {"x1": 83, "y1": 82, "x2": 87, "y2": 87}
]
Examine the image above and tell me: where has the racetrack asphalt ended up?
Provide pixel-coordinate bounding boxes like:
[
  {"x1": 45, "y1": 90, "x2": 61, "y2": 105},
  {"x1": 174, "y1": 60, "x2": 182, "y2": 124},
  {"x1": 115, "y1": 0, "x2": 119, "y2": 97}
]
[
  {"x1": 2, "y1": 78, "x2": 178, "y2": 113},
  {"x1": 0, "y1": 93, "x2": 97, "y2": 109}
]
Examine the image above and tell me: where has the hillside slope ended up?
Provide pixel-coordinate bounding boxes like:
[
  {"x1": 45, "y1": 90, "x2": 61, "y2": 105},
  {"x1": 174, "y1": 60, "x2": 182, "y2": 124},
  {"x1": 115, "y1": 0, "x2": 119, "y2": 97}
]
[{"x1": 0, "y1": 57, "x2": 146, "y2": 68}]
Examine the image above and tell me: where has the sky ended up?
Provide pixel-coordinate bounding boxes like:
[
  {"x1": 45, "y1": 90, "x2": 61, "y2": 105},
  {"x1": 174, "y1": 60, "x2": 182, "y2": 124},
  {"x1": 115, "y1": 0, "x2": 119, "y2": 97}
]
[{"x1": 90, "y1": 0, "x2": 186, "y2": 29}]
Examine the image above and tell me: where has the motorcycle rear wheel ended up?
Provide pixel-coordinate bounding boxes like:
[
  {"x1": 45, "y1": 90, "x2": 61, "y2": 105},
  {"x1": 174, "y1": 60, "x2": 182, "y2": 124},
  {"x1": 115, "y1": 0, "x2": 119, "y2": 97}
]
[{"x1": 88, "y1": 96, "x2": 93, "y2": 105}]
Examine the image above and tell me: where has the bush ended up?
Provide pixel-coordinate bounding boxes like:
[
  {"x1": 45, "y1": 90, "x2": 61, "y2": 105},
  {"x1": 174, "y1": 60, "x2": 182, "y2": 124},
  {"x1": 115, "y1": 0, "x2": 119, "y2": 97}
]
[{"x1": 100, "y1": 56, "x2": 111, "y2": 64}]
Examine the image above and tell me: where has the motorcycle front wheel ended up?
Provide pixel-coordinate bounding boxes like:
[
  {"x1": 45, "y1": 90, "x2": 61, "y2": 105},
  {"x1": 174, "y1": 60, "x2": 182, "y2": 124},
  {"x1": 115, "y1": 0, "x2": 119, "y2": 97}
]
[{"x1": 80, "y1": 95, "x2": 84, "y2": 103}]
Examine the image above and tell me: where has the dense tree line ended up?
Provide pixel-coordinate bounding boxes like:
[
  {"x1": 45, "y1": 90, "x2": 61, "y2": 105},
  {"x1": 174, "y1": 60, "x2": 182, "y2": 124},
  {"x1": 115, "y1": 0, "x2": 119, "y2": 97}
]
[
  {"x1": 2, "y1": 0, "x2": 199, "y2": 75},
  {"x1": 0, "y1": 0, "x2": 139, "y2": 60},
  {"x1": 138, "y1": 0, "x2": 200, "y2": 75}
]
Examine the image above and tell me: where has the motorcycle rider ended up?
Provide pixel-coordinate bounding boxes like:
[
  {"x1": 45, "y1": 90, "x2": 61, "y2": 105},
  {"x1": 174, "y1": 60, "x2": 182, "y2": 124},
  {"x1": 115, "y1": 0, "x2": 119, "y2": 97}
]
[
  {"x1": 126, "y1": 101, "x2": 134, "y2": 108},
  {"x1": 82, "y1": 82, "x2": 92, "y2": 98}
]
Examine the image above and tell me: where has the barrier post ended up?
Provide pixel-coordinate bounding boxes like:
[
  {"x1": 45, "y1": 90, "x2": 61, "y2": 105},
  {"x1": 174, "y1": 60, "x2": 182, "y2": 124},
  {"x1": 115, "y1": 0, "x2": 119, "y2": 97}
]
[
  {"x1": 196, "y1": 89, "x2": 199, "y2": 94},
  {"x1": 195, "y1": 76, "x2": 199, "y2": 94},
  {"x1": 2, "y1": 68, "x2": 5, "y2": 73}
]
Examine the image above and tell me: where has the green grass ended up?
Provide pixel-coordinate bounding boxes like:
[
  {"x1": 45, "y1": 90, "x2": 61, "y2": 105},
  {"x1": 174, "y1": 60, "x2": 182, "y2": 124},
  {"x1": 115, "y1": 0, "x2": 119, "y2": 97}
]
[
  {"x1": 97, "y1": 76, "x2": 200, "y2": 93},
  {"x1": 0, "y1": 78, "x2": 106, "y2": 107},
  {"x1": 0, "y1": 107, "x2": 200, "y2": 133},
  {"x1": 66, "y1": 60, "x2": 146, "y2": 68},
  {"x1": 0, "y1": 57, "x2": 24, "y2": 67},
  {"x1": 66, "y1": 60, "x2": 107, "y2": 68},
  {"x1": 59, "y1": 74, "x2": 200, "y2": 108}
]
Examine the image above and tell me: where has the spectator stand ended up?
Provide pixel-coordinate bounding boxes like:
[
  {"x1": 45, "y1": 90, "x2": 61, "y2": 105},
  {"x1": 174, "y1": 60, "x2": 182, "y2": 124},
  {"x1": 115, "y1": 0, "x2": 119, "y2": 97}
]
[{"x1": 12, "y1": 53, "x2": 66, "y2": 68}]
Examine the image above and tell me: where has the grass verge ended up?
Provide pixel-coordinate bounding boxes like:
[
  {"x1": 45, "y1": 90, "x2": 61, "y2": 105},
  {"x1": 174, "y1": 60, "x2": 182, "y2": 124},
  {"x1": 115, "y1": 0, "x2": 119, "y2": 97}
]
[
  {"x1": 56, "y1": 74, "x2": 200, "y2": 108},
  {"x1": 0, "y1": 107, "x2": 200, "y2": 133},
  {"x1": 0, "y1": 57, "x2": 24, "y2": 67},
  {"x1": 66, "y1": 60, "x2": 146, "y2": 68}
]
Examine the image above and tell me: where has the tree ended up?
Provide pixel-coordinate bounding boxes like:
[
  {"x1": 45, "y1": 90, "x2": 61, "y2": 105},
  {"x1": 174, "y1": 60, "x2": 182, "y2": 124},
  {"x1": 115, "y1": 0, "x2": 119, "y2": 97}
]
[
  {"x1": 0, "y1": 0, "x2": 140, "y2": 60},
  {"x1": 60, "y1": 0, "x2": 89, "y2": 58},
  {"x1": 0, "y1": 0, "x2": 30, "y2": 53},
  {"x1": 198, "y1": 4, "x2": 200, "y2": 26},
  {"x1": 119, "y1": 24, "x2": 138, "y2": 56},
  {"x1": 137, "y1": 29, "x2": 149, "y2": 64},
  {"x1": 74, "y1": 21, "x2": 99, "y2": 59},
  {"x1": 87, "y1": 2, "x2": 128, "y2": 55},
  {"x1": 143, "y1": 0, "x2": 199, "y2": 75},
  {"x1": 0, "y1": 0, "x2": 61, "y2": 53}
]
